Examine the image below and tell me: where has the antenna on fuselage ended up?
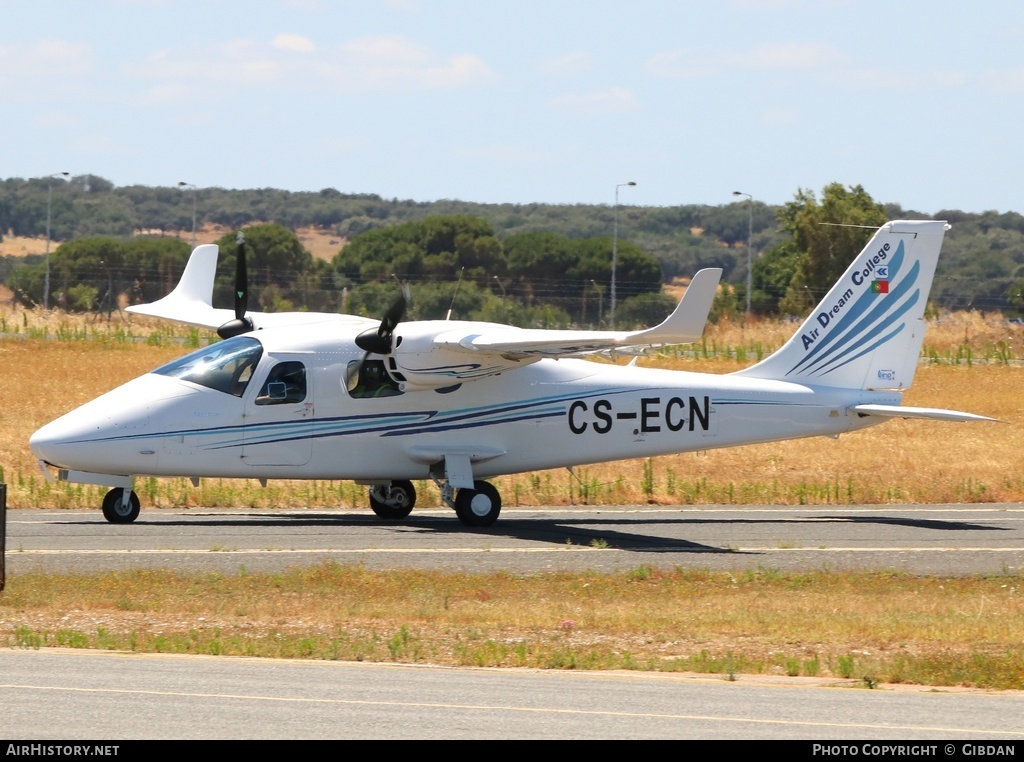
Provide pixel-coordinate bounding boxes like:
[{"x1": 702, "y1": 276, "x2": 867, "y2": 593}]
[{"x1": 446, "y1": 267, "x2": 465, "y2": 321}]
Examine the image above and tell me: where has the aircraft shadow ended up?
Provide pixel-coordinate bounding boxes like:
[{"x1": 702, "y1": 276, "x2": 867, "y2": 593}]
[
  {"x1": 51, "y1": 507, "x2": 1013, "y2": 557},
  {"x1": 810, "y1": 515, "x2": 1008, "y2": 532},
  {"x1": 479, "y1": 518, "x2": 738, "y2": 554},
  {"x1": 53, "y1": 511, "x2": 741, "y2": 554}
]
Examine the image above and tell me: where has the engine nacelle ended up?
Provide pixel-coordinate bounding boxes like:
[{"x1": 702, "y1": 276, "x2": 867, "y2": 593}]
[{"x1": 388, "y1": 320, "x2": 539, "y2": 391}]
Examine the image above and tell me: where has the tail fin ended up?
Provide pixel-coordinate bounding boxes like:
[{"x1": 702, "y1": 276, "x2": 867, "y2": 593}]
[{"x1": 734, "y1": 220, "x2": 948, "y2": 390}]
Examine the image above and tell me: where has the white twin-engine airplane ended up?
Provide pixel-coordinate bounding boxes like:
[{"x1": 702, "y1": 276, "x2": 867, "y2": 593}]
[{"x1": 30, "y1": 219, "x2": 993, "y2": 526}]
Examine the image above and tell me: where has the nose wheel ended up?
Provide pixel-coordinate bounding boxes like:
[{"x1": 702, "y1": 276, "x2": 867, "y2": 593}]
[{"x1": 101, "y1": 488, "x2": 140, "y2": 524}]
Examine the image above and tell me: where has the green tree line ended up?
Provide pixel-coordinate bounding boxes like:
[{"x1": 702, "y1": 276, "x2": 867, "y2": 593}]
[
  {"x1": 6, "y1": 217, "x2": 670, "y2": 329},
  {"x1": 4, "y1": 175, "x2": 1024, "y2": 320}
]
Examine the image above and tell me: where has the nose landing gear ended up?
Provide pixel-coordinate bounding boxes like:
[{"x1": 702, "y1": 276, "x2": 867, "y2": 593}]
[{"x1": 101, "y1": 488, "x2": 140, "y2": 524}]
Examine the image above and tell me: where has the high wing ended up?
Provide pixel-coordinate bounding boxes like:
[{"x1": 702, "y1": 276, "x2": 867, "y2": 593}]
[
  {"x1": 126, "y1": 242, "x2": 722, "y2": 391},
  {"x1": 385, "y1": 269, "x2": 722, "y2": 390},
  {"x1": 434, "y1": 268, "x2": 722, "y2": 360}
]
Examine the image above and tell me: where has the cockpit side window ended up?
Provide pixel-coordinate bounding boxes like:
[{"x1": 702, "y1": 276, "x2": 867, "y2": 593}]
[
  {"x1": 153, "y1": 337, "x2": 263, "y2": 398},
  {"x1": 256, "y1": 361, "x2": 307, "y2": 405},
  {"x1": 347, "y1": 358, "x2": 403, "y2": 398}
]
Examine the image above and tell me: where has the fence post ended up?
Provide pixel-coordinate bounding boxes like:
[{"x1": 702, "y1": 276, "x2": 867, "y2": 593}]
[{"x1": 1, "y1": 483, "x2": 6, "y2": 591}]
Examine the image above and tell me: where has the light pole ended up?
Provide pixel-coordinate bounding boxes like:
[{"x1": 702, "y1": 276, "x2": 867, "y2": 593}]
[
  {"x1": 178, "y1": 181, "x2": 197, "y2": 247},
  {"x1": 732, "y1": 190, "x2": 753, "y2": 316},
  {"x1": 44, "y1": 172, "x2": 70, "y2": 311},
  {"x1": 493, "y1": 275, "x2": 506, "y2": 321},
  {"x1": 611, "y1": 180, "x2": 636, "y2": 329}
]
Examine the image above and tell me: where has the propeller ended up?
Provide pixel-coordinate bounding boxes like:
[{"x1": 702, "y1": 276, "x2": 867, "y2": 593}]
[
  {"x1": 347, "y1": 286, "x2": 409, "y2": 391},
  {"x1": 355, "y1": 289, "x2": 407, "y2": 354},
  {"x1": 217, "y1": 232, "x2": 255, "y2": 339}
]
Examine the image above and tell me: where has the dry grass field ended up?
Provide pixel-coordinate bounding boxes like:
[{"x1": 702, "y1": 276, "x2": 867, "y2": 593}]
[{"x1": 3, "y1": 565, "x2": 1022, "y2": 690}]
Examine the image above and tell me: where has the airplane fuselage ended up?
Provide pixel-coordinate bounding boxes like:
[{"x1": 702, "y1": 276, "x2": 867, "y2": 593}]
[{"x1": 30, "y1": 333, "x2": 897, "y2": 485}]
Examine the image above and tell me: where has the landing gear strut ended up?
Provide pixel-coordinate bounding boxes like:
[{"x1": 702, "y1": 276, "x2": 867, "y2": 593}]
[{"x1": 101, "y1": 488, "x2": 140, "y2": 524}]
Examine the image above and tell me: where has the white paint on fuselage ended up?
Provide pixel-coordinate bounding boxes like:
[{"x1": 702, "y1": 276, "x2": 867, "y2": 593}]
[{"x1": 30, "y1": 327, "x2": 901, "y2": 484}]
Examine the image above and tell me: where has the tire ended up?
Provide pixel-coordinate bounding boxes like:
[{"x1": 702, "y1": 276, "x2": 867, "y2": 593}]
[
  {"x1": 101, "y1": 488, "x2": 140, "y2": 524},
  {"x1": 368, "y1": 480, "x2": 416, "y2": 520},
  {"x1": 454, "y1": 480, "x2": 501, "y2": 527}
]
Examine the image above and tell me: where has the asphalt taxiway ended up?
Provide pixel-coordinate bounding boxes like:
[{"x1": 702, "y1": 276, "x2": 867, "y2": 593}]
[{"x1": 4, "y1": 504, "x2": 1023, "y2": 576}]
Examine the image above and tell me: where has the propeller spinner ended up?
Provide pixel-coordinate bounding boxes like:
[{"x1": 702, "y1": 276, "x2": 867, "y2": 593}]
[
  {"x1": 217, "y1": 232, "x2": 255, "y2": 339},
  {"x1": 355, "y1": 290, "x2": 407, "y2": 354},
  {"x1": 347, "y1": 288, "x2": 408, "y2": 391}
]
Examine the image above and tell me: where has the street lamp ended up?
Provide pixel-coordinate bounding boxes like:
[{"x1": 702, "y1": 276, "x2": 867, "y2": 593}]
[
  {"x1": 493, "y1": 275, "x2": 507, "y2": 321},
  {"x1": 178, "y1": 181, "x2": 197, "y2": 248},
  {"x1": 44, "y1": 171, "x2": 70, "y2": 311},
  {"x1": 611, "y1": 180, "x2": 636, "y2": 329},
  {"x1": 732, "y1": 190, "x2": 753, "y2": 316}
]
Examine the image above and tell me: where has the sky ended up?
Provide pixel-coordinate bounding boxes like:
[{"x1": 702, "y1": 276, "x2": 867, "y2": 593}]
[{"x1": 2, "y1": 0, "x2": 1023, "y2": 215}]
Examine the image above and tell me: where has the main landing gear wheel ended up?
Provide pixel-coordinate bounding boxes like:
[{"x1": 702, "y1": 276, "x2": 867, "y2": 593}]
[
  {"x1": 454, "y1": 480, "x2": 501, "y2": 527},
  {"x1": 368, "y1": 480, "x2": 416, "y2": 520},
  {"x1": 101, "y1": 488, "x2": 140, "y2": 524}
]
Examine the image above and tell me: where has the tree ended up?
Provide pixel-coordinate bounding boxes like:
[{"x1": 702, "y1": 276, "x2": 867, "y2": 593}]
[
  {"x1": 124, "y1": 237, "x2": 191, "y2": 303},
  {"x1": 614, "y1": 292, "x2": 677, "y2": 329},
  {"x1": 503, "y1": 231, "x2": 576, "y2": 305},
  {"x1": 747, "y1": 241, "x2": 802, "y2": 315},
  {"x1": 455, "y1": 232, "x2": 505, "y2": 284},
  {"x1": 570, "y1": 237, "x2": 662, "y2": 301},
  {"x1": 418, "y1": 215, "x2": 494, "y2": 257},
  {"x1": 8, "y1": 236, "x2": 192, "y2": 310},
  {"x1": 778, "y1": 183, "x2": 887, "y2": 315},
  {"x1": 334, "y1": 215, "x2": 502, "y2": 289},
  {"x1": 1006, "y1": 277, "x2": 1024, "y2": 317}
]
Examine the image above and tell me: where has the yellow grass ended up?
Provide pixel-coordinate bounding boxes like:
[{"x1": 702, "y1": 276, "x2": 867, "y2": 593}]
[{"x1": 4, "y1": 566, "x2": 1023, "y2": 688}]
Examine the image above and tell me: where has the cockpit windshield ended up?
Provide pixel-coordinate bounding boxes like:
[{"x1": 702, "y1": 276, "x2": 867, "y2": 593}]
[{"x1": 153, "y1": 336, "x2": 263, "y2": 397}]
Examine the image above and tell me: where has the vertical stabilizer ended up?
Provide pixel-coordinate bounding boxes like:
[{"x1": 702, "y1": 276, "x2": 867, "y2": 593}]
[{"x1": 734, "y1": 220, "x2": 948, "y2": 390}]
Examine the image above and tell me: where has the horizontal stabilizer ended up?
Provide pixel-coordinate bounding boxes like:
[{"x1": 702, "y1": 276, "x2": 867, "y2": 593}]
[{"x1": 850, "y1": 404, "x2": 997, "y2": 423}]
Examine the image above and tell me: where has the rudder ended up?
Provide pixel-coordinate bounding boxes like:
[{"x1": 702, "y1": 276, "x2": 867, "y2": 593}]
[{"x1": 734, "y1": 220, "x2": 948, "y2": 390}]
